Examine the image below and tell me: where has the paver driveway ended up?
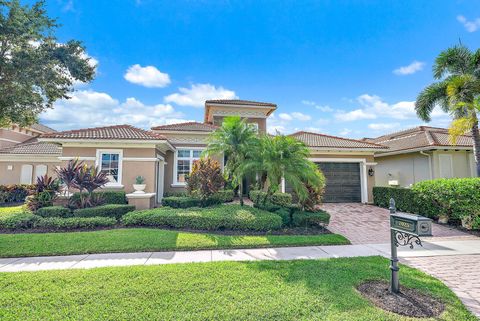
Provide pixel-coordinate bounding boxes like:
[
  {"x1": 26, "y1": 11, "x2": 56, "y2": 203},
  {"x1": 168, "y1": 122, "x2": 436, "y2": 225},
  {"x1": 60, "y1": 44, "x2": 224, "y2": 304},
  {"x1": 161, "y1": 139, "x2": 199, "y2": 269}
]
[{"x1": 321, "y1": 203, "x2": 474, "y2": 244}]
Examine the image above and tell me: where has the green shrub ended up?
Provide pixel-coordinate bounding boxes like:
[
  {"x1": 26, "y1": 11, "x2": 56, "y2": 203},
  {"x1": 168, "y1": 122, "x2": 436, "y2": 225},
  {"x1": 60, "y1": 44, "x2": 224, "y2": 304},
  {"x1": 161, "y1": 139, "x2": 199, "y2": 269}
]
[
  {"x1": 36, "y1": 206, "x2": 72, "y2": 218},
  {"x1": 372, "y1": 187, "x2": 419, "y2": 214},
  {"x1": 73, "y1": 204, "x2": 135, "y2": 219},
  {"x1": 0, "y1": 184, "x2": 35, "y2": 204},
  {"x1": 412, "y1": 178, "x2": 480, "y2": 221},
  {"x1": 123, "y1": 204, "x2": 283, "y2": 231},
  {"x1": 292, "y1": 210, "x2": 330, "y2": 227},
  {"x1": 35, "y1": 216, "x2": 116, "y2": 230},
  {"x1": 216, "y1": 189, "x2": 235, "y2": 202},
  {"x1": 162, "y1": 196, "x2": 201, "y2": 208},
  {"x1": 275, "y1": 207, "x2": 292, "y2": 226},
  {"x1": 0, "y1": 212, "x2": 40, "y2": 229},
  {"x1": 249, "y1": 190, "x2": 293, "y2": 207},
  {"x1": 70, "y1": 191, "x2": 127, "y2": 206}
]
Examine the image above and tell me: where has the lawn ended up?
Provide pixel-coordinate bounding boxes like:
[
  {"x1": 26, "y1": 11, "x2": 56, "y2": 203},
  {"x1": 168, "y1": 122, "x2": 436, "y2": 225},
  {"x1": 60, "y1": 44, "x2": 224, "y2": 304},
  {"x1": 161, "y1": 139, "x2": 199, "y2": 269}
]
[
  {"x1": 0, "y1": 228, "x2": 348, "y2": 257},
  {"x1": 0, "y1": 256, "x2": 474, "y2": 320}
]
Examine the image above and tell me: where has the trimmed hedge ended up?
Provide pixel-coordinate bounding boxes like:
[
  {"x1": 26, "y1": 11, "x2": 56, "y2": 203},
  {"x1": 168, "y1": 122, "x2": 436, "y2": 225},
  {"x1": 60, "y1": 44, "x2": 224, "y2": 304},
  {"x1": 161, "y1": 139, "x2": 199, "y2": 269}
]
[
  {"x1": 70, "y1": 191, "x2": 127, "y2": 205},
  {"x1": 0, "y1": 212, "x2": 40, "y2": 230},
  {"x1": 249, "y1": 190, "x2": 293, "y2": 207},
  {"x1": 162, "y1": 196, "x2": 201, "y2": 208},
  {"x1": 372, "y1": 187, "x2": 418, "y2": 214},
  {"x1": 35, "y1": 216, "x2": 116, "y2": 230},
  {"x1": 73, "y1": 204, "x2": 135, "y2": 219},
  {"x1": 292, "y1": 210, "x2": 330, "y2": 227},
  {"x1": 36, "y1": 206, "x2": 72, "y2": 218},
  {"x1": 0, "y1": 184, "x2": 35, "y2": 204},
  {"x1": 216, "y1": 189, "x2": 235, "y2": 202},
  {"x1": 123, "y1": 204, "x2": 283, "y2": 231}
]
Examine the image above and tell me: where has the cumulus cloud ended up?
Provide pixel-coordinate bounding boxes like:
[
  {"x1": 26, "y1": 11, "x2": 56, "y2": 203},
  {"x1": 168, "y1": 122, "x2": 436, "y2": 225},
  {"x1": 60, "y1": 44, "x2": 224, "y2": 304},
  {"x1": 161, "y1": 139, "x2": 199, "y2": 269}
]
[
  {"x1": 339, "y1": 128, "x2": 352, "y2": 136},
  {"x1": 124, "y1": 64, "x2": 171, "y2": 88},
  {"x1": 457, "y1": 15, "x2": 480, "y2": 32},
  {"x1": 40, "y1": 90, "x2": 187, "y2": 130},
  {"x1": 335, "y1": 109, "x2": 376, "y2": 121},
  {"x1": 164, "y1": 83, "x2": 237, "y2": 108},
  {"x1": 393, "y1": 61, "x2": 425, "y2": 75},
  {"x1": 368, "y1": 123, "x2": 400, "y2": 131},
  {"x1": 279, "y1": 112, "x2": 311, "y2": 121},
  {"x1": 301, "y1": 100, "x2": 334, "y2": 112}
]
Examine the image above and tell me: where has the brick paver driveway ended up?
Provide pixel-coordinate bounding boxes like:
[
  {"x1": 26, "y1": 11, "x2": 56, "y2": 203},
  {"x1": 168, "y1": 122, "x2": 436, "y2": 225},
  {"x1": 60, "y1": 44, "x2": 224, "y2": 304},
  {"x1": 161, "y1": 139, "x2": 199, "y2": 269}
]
[
  {"x1": 402, "y1": 255, "x2": 480, "y2": 317},
  {"x1": 321, "y1": 203, "x2": 474, "y2": 244}
]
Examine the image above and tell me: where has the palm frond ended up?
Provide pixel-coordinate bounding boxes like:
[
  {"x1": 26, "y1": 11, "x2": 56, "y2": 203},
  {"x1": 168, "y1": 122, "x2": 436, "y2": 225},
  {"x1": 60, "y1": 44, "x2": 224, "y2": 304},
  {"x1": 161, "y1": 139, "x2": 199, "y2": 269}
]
[
  {"x1": 415, "y1": 81, "x2": 448, "y2": 121},
  {"x1": 433, "y1": 45, "x2": 473, "y2": 79},
  {"x1": 449, "y1": 117, "x2": 474, "y2": 144}
]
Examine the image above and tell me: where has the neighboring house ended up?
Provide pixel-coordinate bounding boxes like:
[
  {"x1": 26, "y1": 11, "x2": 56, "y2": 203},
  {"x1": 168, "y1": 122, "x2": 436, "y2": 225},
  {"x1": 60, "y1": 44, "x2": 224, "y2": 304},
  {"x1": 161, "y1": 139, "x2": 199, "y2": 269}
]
[
  {"x1": 0, "y1": 99, "x2": 386, "y2": 205},
  {"x1": 367, "y1": 126, "x2": 477, "y2": 187}
]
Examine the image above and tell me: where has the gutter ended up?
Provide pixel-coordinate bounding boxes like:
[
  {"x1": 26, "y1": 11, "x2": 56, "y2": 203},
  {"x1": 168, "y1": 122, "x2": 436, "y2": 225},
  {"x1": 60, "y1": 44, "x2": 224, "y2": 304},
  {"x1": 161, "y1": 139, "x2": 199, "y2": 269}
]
[{"x1": 419, "y1": 151, "x2": 433, "y2": 180}]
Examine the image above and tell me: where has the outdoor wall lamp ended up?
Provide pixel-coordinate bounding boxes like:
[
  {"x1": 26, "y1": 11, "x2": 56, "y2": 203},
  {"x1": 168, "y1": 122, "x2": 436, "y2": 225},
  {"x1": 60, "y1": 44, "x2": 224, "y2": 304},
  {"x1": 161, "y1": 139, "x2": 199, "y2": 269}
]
[{"x1": 368, "y1": 168, "x2": 375, "y2": 176}]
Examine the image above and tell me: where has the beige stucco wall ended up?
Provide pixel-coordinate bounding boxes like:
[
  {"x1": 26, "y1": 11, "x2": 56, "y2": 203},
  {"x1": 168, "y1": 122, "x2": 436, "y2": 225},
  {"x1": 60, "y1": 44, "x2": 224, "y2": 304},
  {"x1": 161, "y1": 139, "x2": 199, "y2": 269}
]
[
  {"x1": 213, "y1": 116, "x2": 267, "y2": 133},
  {"x1": 0, "y1": 128, "x2": 38, "y2": 148},
  {"x1": 374, "y1": 150, "x2": 476, "y2": 188},
  {"x1": 0, "y1": 160, "x2": 60, "y2": 185},
  {"x1": 374, "y1": 152, "x2": 430, "y2": 187}
]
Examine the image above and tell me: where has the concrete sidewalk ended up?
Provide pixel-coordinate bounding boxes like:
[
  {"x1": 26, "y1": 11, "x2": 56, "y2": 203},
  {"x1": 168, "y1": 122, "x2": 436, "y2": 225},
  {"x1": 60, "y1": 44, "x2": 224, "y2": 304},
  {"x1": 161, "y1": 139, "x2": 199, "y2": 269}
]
[{"x1": 1, "y1": 238, "x2": 480, "y2": 273}]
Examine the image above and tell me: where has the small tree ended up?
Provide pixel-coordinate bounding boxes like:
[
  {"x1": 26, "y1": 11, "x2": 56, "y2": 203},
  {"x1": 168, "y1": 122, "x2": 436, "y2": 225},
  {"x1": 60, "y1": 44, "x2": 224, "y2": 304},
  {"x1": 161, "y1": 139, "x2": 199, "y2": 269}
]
[
  {"x1": 55, "y1": 158, "x2": 83, "y2": 195},
  {"x1": 25, "y1": 174, "x2": 60, "y2": 211},
  {"x1": 187, "y1": 158, "x2": 225, "y2": 202},
  {"x1": 298, "y1": 169, "x2": 326, "y2": 212}
]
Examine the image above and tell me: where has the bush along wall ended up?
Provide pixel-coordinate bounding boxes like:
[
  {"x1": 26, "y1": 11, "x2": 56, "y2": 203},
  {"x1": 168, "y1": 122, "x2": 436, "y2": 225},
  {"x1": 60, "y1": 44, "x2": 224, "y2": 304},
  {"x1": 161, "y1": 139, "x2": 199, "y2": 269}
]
[
  {"x1": 70, "y1": 191, "x2": 127, "y2": 206},
  {"x1": 373, "y1": 178, "x2": 480, "y2": 229},
  {"x1": 0, "y1": 184, "x2": 35, "y2": 204}
]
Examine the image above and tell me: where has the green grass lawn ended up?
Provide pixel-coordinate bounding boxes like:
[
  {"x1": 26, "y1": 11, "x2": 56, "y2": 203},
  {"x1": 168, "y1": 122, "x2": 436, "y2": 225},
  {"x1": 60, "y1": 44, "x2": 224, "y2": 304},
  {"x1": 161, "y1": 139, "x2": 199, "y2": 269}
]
[
  {"x1": 0, "y1": 228, "x2": 349, "y2": 258},
  {"x1": 0, "y1": 256, "x2": 474, "y2": 320}
]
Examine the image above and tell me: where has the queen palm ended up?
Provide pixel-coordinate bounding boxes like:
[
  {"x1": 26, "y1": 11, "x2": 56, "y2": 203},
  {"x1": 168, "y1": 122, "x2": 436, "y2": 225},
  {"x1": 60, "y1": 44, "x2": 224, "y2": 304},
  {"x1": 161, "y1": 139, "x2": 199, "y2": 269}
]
[
  {"x1": 243, "y1": 134, "x2": 324, "y2": 203},
  {"x1": 415, "y1": 44, "x2": 480, "y2": 176},
  {"x1": 204, "y1": 116, "x2": 258, "y2": 205}
]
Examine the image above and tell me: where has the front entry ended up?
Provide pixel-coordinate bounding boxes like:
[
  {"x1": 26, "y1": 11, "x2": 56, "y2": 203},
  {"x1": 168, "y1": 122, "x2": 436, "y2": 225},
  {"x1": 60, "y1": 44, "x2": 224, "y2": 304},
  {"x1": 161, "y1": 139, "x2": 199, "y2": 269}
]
[
  {"x1": 316, "y1": 162, "x2": 362, "y2": 203},
  {"x1": 156, "y1": 159, "x2": 165, "y2": 204}
]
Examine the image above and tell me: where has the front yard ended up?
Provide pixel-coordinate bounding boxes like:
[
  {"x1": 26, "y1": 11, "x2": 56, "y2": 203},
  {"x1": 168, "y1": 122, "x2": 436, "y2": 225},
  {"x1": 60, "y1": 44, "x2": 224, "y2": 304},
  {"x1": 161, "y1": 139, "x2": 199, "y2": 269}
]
[{"x1": 0, "y1": 256, "x2": 474, "y2": 320}]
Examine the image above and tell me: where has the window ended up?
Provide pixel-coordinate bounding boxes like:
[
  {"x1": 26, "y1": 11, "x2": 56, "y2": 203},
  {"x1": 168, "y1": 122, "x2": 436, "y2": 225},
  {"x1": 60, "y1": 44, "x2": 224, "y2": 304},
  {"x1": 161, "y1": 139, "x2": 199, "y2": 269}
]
[
  {"x1": 174, "y1": 149, "x2": 203, "y2": 184},
  {"x1": 249, "y1": 123, "x2": 259, "y2": 132},
  {"x1": 20, "y1": 164, "x2": 33, "y2": 184},
  {"x1": 96, "y1": 150, "x2": 123, "y2": 186},
  {"x1": 35, "y1": 164, "x2": 47, "y2": 179}
]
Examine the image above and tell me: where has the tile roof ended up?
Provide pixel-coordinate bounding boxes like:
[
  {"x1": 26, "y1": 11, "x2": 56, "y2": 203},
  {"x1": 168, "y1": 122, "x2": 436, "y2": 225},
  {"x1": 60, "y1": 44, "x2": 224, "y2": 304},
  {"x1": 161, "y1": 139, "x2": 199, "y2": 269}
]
[
  {"x1": 151, "y1": 122, "x2": 218, "y2": 132},
  {"x1": 40, "y1": 124, "x2": 168, "y2": 141},
  {"x1": 0, "y1": 138, "x2": 61, "y2": 155},
  {"x1": 30, "y1": 123, "x2": 56, "y2": 133},
  {"x1": 368, "y1": 126, "x2": 474, "y2": 153},
  {"x1": 290, "y1": 131, "x2": 388, "y2": 150},
  {"x1": 205, "y1": 99, "x2": 277, "y2": 107}
]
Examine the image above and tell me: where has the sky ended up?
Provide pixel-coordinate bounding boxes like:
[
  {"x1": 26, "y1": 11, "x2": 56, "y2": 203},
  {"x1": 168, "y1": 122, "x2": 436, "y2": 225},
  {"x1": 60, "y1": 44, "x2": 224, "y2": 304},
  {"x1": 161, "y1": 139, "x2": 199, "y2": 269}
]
[{"x1": 32, "y1": 0, "x2": 480, "y2": 138}]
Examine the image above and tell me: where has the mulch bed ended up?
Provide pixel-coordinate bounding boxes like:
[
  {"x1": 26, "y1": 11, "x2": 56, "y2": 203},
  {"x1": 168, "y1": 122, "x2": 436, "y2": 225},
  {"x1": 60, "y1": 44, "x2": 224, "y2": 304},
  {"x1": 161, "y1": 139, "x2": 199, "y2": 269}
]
[{"x1": 357, "y1": 280, "x2": 445, "y2": 318}]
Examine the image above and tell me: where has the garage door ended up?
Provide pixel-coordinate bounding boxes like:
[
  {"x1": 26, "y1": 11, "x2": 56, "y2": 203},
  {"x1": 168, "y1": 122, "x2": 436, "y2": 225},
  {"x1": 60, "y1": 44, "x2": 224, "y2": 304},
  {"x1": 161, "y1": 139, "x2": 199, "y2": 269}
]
[{"x1": 317, "y1": 162, "x2": 361, "y2": 203}]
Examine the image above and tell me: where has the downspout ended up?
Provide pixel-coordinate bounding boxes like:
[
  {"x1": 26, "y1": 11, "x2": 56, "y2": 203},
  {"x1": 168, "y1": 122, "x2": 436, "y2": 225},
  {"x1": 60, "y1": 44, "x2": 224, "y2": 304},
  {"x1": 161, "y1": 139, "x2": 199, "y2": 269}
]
[{"x1": 420, "y1": 151, "x2": 433, "y2": 180}]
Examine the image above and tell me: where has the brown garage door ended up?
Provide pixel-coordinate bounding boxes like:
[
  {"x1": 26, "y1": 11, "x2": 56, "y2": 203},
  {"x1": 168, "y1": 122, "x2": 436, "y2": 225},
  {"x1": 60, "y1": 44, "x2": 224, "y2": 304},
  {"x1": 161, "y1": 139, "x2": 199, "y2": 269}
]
[{"x1": 317, "y1": 162, "x2": 361, "y2": 203}]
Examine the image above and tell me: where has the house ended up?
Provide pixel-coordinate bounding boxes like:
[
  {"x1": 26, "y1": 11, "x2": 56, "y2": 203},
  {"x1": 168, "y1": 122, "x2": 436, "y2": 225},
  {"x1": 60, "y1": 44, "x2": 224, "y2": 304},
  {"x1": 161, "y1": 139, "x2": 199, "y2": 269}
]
[
  {"x1": 367, "y1": 126, "x2": 477, "y2": 187},
  {"x1": 0, "y1": 99, "x2": 386, "y2": 207}
]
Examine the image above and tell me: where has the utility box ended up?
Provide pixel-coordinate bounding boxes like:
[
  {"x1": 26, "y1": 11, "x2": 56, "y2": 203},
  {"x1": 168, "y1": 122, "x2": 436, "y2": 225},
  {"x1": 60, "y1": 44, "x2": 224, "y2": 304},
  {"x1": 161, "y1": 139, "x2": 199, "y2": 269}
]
[{"x1": 390, "y1": 212, "x2": 432, "y2": 237}]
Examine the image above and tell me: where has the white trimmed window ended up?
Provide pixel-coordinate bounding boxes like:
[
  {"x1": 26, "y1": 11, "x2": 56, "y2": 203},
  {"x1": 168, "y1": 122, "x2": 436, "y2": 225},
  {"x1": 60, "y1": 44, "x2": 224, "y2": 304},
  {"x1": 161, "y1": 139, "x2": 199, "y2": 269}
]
[
  {"x1": 96, "y1": 149, "x2": 123, "y2": 186},
  {"x1": 35, "y1": 164, "x2": 47, "y2": 180},
  {"x1": 173, "y1": 148, "x2": 203, "y2": 185}
]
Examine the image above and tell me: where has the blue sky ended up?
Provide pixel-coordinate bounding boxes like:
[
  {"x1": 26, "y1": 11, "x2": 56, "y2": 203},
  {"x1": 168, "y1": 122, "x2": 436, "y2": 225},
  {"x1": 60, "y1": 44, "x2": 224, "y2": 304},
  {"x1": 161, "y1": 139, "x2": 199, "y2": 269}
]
[{"x1": 36, "y1": 0, "x2": 480, "y2": 138}]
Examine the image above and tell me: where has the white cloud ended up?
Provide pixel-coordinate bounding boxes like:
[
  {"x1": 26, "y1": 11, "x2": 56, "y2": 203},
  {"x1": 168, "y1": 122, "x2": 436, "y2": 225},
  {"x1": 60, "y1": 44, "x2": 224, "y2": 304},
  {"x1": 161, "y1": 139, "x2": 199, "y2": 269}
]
[
  {"x1": 393, "y1": 61, "x2": 425, "y2": 75},
  {"x1": 164, "y1": 83, "x2": 237, "y2": 108},
  {"x1": 279, "y1": 112, "x2": 311, "y2": 121},
  {"x1": 124, "y1": 64, "x2": 171, "y2": 88},
  {"x1": 335, "y1": 109, "x2": 377, "y2": 121},
  {"x1": 457, "y1": 15, "x2": 480, "y2": 32},
  {"x1": 40, "y1": 90, "x2": 186, "y2": 130},
  {"x1": 339, "y1": 128, "x2": 352, "y2": 136},
  {"x1": 301, "y1": 100, "x2": 334, "y2": 112},
  {"x1": 368, "y1": 123, "x2": 400, "y2": 131}
]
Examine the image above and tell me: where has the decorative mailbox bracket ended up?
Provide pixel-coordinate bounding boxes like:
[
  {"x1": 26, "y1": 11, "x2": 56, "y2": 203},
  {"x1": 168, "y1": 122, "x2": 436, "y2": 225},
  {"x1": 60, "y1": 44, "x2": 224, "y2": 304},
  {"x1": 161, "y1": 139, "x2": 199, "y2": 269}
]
[{"x1": 389, "y1": 198, "x2": 432, "y2": 294}]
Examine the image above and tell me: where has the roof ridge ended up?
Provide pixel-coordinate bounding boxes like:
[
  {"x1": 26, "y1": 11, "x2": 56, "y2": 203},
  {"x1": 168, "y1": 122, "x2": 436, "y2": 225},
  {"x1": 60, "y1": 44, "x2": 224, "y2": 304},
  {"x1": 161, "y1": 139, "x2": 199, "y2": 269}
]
[
  {"x1": 151, "y1": 121, "x2": 218, "y2": 130},
  {"x1": 291, "y1": 130, "x2": 387, "y2": 148}
]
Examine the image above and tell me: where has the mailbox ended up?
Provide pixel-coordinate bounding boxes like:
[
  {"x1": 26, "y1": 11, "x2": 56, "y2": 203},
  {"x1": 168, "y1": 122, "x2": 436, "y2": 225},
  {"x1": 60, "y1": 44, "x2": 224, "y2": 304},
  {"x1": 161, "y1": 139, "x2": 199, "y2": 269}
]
[{"x1": 390, "y1": 212, "x2": 432, "y2": 237}]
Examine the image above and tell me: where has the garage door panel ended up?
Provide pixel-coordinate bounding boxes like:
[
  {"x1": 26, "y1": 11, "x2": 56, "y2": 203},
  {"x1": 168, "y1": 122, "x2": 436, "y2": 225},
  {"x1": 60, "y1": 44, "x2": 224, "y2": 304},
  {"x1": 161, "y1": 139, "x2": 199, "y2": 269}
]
[{"x1": 317, "y1": 162, "x2": 361, "y2": 203}]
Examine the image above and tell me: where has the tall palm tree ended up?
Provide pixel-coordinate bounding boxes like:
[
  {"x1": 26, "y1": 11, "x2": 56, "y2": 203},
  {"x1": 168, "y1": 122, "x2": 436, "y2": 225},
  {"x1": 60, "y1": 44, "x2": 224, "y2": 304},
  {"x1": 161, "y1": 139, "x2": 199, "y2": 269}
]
[
  {"x1": 243, "y1": 134, "x2": 324, "y2": 202},
  {"x1": 204, "y1": 116, "x2": 258, "y2": 205},
  {"x1": 415, "y1": 44, "x2": 480, "y2": 176}
]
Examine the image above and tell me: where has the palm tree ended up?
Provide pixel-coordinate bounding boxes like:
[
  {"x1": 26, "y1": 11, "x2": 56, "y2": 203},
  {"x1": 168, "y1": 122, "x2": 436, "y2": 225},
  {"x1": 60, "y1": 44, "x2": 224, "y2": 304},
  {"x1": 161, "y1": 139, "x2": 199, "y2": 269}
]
[
  {"x1": 415, "y1": 44, "x2": 480, "y2": 176},
  {"x1": 204, "y1": 116, "x2": 258, "y2": 205},
  {"x1": 243, "y1": 134, "x2": 324, "y2": 203}
]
